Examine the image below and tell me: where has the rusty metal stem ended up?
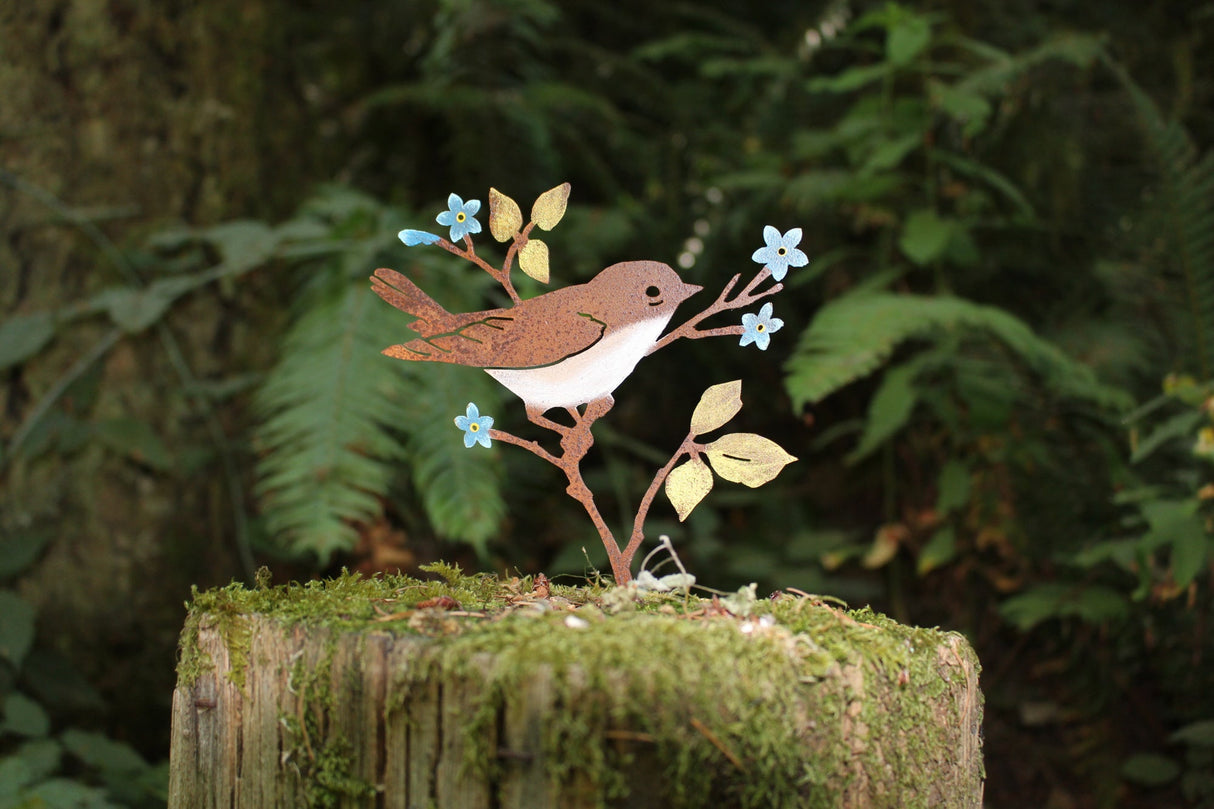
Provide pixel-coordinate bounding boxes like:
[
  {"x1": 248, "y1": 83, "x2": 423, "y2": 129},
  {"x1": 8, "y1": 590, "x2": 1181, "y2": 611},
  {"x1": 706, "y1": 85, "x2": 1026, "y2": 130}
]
[
  {"x1": 648, "y1": 267, "x2": 781, "y2": 355},
  {"x1": 623, "y1": 434, "x2": 697, "y2": 574},
  {"x1": 564, "y1": 464, "x2": 628, "y2": 582},
  {"x1": 487, "y1": 429, "x2": 560, "y2": 465},
  {"x1": 438, "y1": 236, "x2": 521, "y2": 303},
  {"x1": 501, "y1": 222, "x2": 537, "y2": 277},
  {"x1": 491, "y1": 402, "x2": 634, "y2": 582}
]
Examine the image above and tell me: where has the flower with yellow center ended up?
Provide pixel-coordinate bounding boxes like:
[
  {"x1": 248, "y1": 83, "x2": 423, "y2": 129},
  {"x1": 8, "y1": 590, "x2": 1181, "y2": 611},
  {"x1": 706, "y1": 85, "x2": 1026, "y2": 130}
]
[
  {"x1": 751, "y1": 225, "x2": 809, "y2": 281},
  {"x1": 454, "y1": 402, "x2": 494, "y2": 449},
  {"x1": 437, "y1": 193, "x2": 482, "y2": 241},
  {"x1": 740, "y1": 302, "x2": 783, "y2": 350}
]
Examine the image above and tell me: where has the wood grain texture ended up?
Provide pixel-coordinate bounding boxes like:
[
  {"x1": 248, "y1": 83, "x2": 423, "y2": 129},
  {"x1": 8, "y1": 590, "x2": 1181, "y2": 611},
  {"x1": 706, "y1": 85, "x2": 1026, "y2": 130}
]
[{"x1": 169, "y1": 607, "x2": 984, "y2": 808}]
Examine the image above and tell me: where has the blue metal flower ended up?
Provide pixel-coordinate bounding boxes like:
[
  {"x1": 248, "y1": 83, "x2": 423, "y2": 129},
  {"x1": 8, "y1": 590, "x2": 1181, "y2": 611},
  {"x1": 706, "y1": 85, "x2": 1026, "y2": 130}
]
[
  {"x1": 750, "y1": 226, "x2": 809, "y2": 281},
  {"x1": 454, "y1": 402, "x2": 494, "y2": 449},
  {"x1": 436, "y1": 193, "x2": 482, "y2": 242},
  {"x1": 399, "y1": 229, "x2": 441, "y2": 246},
  {"x1": 739, "y1": 302, "x2": 784, "y2": 350}
]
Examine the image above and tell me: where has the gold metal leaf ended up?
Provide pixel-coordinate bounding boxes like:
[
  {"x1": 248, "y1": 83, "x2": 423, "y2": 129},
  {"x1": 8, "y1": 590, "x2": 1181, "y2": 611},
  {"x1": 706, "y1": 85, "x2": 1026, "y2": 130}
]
[
  {"x1": 488, "y1": 187, "x2": 523, "y2": 242},
  {"x1": 689, "y1": 380, "x2": 743, "y2": 436},
  {"x1": 664, "y1": 456, "x2": 714, "y2": 521},
  {"x1": 530, "y1": 182, "x2": 571, "y2": 231},
  {"x1": 703, "y1": 433, "x2": 797, "y2": 488},
  {"x1": 518, "y1": 238, "x2": 550, "y2": 283}
]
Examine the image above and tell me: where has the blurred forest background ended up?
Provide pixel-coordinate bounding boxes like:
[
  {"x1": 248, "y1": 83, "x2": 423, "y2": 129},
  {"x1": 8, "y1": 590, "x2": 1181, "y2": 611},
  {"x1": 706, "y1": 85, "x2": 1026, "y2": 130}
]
[{"x1": 1, "y1": 0, "x2": 1213, "y2": 806}]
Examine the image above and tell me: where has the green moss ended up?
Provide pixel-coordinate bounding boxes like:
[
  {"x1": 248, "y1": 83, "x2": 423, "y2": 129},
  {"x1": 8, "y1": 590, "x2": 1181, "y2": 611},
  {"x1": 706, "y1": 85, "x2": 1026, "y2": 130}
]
[
  {"x1": 457, "y1": 615, "x2": 806, "y2": 798},
  {"x1": 176, "y1": 568, "x2": 541, "y2": 687},
  {"x1": 279, "y1": 639, "x2": 376, "y2": 808},
  {"x1": 175, "y1": 601, "x2": 209, "y2": 689},
  {"x1": 176, "y1": 582, "x2": 255, "y2": 690},
  {"x1": 177, "y1": 569, "x2": 981, "y2": 808}
]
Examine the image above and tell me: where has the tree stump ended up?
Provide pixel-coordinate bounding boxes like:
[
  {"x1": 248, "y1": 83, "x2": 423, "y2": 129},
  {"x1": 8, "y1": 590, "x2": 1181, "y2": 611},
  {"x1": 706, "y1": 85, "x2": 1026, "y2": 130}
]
[{"x1": 168, "y1": 572, "x2": 983, "y2": 808}]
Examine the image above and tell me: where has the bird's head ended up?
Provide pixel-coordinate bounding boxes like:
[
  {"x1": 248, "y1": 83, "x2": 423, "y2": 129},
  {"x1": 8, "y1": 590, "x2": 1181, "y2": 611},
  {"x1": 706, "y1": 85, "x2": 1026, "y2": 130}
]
[{"x1": 586, "y1": 261, "x2": 702, "y2": 324}]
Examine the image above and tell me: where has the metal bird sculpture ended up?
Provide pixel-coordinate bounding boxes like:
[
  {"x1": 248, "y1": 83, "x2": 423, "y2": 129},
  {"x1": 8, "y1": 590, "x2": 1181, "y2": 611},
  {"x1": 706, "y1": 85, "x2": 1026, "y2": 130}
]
[
  {"x1": 368, "y1": 183, "x2": 804, "y2": 583},
  {"x1": 371, "y1": 261, "x2": 701, "y2": 420}
]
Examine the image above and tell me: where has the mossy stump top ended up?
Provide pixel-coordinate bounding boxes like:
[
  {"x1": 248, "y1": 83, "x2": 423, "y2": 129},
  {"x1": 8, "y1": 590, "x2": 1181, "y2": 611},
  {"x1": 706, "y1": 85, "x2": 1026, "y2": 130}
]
[{"x1": 168, "y1": 568, "x2": 983, "y2": 808}]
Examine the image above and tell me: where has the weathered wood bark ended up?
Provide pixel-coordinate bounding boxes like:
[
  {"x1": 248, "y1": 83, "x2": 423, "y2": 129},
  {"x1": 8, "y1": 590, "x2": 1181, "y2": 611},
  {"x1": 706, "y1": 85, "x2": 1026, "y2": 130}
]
[
  {"x1": 0, "y1": 0, "x2": 334, "y2": 750},
  {"x1": 169, "y1": 580, "x2": 983, "y2": 808}
]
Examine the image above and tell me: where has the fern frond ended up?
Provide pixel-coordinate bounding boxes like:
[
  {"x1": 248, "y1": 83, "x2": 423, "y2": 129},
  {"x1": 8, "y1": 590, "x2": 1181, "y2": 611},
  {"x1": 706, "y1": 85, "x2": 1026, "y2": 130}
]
[
  {"x1": 954, "y1": 33, "x2": 1105, "y2": 97},
  {"x1": 784, "y1": 293, "x2": 1133, "y2": 412},
  {"x1": 845, "y1": 351, "x2": 936, "y2": 464},
  {"x1": 254, "y1": 279, "x2": 413, "y2": 562},
  {"x1": 401, "y1": 364, "x2": 508, "y2": 554},
  {"x1": 1115, "y1": 65, "x2": 1214, "y2": 377}
]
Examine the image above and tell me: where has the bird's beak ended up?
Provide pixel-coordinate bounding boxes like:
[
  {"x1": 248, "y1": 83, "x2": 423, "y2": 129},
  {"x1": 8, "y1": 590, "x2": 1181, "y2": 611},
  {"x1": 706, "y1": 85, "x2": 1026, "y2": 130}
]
[
  {"x1": 650, "y1": 280, "x2": 703, "y2": 308},
  {"x1": 681, "y1": 281, "x2": 704, "y2": 301}
]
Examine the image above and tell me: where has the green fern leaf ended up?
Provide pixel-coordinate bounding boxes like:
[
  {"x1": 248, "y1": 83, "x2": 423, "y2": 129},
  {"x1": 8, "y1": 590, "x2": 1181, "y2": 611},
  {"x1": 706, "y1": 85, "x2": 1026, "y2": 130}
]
[
  {"x1": 253, "y1": 183, "x2": 514, "y2": 561},
  {"x1": 1116, "y1": 66, "x2": 1214, "y2": 377},
  {"x1": 254, "y1": 280, "x2": 413, "y2": 562},
  {"x1": 845, "y1": 353, "x2": 931, "y2": 464},
  {"x1": 401, "y1": 364, "x2": 507, "y2": 554},
  {"x1": 955, "y1": 33, "x2": 1105, "y2": 97},
  {"x1": 784, "y1": 293, "x2": 1133, "y2": 413}
]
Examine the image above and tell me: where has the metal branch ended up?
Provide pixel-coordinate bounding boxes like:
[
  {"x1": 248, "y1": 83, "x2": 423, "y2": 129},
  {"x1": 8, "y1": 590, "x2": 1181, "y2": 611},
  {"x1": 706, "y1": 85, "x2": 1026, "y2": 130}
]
[
  {"x1": 501, "y1": 222, "x2": 537, "y2": 277},
  {"x1": 490, "y1": 397, "x2": 636, "y2": 582},
  {"x1": 648, "y1": 267, "x2": 781, "y2": 355},
  {"x1": 622, "y1": 433, "x2": 701, "y2": 570},
  {"x1": 488, "y1": 429, "x2": 560, "y2": 466},
  {"x1": 435, "y1": 237, "x2": 521, "y2": 304}
]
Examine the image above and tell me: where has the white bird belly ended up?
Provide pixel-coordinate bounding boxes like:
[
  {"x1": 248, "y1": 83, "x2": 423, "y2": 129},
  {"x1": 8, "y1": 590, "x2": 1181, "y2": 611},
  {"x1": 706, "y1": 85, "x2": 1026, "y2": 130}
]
[{"x1": 486, "y1": 317, "x2": 669, "y2": 411}]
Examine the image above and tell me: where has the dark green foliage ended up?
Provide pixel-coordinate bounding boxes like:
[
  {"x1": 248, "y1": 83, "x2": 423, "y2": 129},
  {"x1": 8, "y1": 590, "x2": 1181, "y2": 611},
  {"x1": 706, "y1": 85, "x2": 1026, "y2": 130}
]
[
  {"x1": 3, "y1": 0, "x2": 1214, "y2": 805},
  {"x1": 250, "y1": 188, "x2": 509, "y2": 560},
  {"x1": 786, "y1": 292, "x2": 1133, "y2": 412},
  {"x1": 1115, "y1": 62, "x2": 1214, "y2": 378},
  {"x1": 692, "y1": 4, "x2": 1143, "y2": 606},
  {"x1": 400, "y1": 364, "x2": 508, "y2": 554},
  {"x1": 254, "y1": 279, "x2": 411, "y2": 561},
  {"x1": 0, "y1": 535, "x2": 166, "y2": 809}
]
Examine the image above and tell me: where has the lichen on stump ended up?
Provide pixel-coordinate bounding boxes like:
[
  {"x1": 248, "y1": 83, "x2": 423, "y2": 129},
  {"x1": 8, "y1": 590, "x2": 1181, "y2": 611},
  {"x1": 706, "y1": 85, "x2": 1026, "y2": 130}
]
[{"x1": 168, "y1": 570, "x2": 983, "y2": 808}]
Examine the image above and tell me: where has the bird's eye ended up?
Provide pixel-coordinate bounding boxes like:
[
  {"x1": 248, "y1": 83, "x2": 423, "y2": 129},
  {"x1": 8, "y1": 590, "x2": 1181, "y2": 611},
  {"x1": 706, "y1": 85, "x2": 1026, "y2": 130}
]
[{"x1": 645, "y1": 285, "x2": 661, "y2": 298}]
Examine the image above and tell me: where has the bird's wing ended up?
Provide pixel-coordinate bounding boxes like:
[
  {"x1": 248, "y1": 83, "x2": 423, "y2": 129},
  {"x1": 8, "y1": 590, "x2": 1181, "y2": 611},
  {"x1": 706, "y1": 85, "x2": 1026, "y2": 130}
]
[
  {"x1": 383, "y1": 315, "x2": 516, "y2": 365},
  {"x1": 383, "y1": 309, "x2": 607, "y2": 368}
]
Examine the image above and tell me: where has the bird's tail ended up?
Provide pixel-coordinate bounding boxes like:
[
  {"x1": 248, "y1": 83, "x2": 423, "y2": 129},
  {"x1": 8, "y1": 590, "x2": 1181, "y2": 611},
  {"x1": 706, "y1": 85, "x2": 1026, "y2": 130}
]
[{"x1": 371, "y1": 268, "x2": 452, "y2": 337}]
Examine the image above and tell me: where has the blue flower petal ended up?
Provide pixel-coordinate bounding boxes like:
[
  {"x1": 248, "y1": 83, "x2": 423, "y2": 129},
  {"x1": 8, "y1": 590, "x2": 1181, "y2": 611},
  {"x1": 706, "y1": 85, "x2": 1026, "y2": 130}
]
[
  {"x1": 750, "y1": 245, "x2": 773, "y2": 264},
  {"x1": 399, "y1": 229, "x2": 441, "y2": 246},
  {"x1": 455, "y1": 402, "x2": 493, "y2": 449},
  {"x1": 739, "y1": 303, "x2": 783, "y2": 351},
  {"x1": 751, "y1": 226, "x2": 810, "y2": 281},
  {"x1": 436, "y1": 193, "x2": 483, "y2": 242}
]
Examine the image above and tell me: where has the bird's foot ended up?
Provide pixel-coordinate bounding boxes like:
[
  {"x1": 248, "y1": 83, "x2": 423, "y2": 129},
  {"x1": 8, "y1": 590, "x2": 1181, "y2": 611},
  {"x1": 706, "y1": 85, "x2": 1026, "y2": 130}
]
[
  {"x1": 579, "y1": 396, "x2": 615, "y2": 425},
  {"x1": 525, "y1": 406, "x2": 572, "y2": 436}
]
